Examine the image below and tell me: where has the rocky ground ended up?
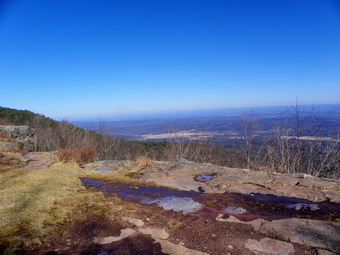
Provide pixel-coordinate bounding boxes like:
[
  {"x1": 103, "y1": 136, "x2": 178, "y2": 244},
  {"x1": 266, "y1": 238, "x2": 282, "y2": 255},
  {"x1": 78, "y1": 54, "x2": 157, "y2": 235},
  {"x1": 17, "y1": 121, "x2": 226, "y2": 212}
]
[{"x1": 0, "y1": 135, "x2": 339, "y2": 255}]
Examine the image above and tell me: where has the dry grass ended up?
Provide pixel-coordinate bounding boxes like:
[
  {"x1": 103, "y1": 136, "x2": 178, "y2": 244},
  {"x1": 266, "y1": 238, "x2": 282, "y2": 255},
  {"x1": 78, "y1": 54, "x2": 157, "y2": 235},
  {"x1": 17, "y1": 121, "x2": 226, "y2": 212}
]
[
  {"x1": 133, "y1": 155, "x2": 154, "y2": 167},
  {"x1": 0, "y1": 160, "x2": 149, "y2": 254}
]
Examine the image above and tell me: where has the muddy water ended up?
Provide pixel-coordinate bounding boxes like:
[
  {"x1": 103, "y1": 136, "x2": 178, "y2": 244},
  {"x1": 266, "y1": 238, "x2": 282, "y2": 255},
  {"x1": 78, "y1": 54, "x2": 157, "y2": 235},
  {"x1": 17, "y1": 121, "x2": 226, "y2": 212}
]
[{"x1": 81, "y1": 179, "x2": 340, "y2": 222}]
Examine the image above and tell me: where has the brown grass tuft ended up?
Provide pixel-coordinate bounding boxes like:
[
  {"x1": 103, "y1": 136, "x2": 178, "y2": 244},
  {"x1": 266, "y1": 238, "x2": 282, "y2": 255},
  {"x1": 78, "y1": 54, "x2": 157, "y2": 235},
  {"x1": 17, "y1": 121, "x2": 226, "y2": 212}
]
[
  {"x1": 78, "y1": 146, "x2": 96, "y2": 164},
  {"x1": 133, "y1": 155, "x2": 153, "y2": 167},
  {"x1": 56, "y1": 147, "x2": 96, "y2": 165},
  {"x1": 56, "y1": 147, "x2": 77, "y2": 163}
]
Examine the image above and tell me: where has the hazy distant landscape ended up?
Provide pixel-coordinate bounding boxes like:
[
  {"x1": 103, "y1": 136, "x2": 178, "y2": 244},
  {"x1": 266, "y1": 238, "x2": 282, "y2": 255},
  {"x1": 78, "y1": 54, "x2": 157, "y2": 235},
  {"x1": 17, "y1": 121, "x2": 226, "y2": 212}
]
[{"x1": 73, "y1": 104, "x2": 340, "y2": 145}]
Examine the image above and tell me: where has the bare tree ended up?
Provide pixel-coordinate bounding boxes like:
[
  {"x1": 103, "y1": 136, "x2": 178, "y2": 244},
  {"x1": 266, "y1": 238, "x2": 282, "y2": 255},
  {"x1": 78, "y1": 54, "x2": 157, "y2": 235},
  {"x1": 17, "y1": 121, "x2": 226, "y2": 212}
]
[
  {"x1": 239, "y1": 112, "x2": 259, "y2": 169},
  {"x1": 96, "y1": 119, "x2": 120, "y2": 160}
]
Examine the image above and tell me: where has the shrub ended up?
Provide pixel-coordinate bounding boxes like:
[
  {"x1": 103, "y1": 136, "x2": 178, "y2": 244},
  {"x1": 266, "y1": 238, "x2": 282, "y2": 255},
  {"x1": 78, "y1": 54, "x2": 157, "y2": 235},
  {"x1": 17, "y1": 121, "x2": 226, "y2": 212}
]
[
  {"x1": 57, "y1": 148, "x2": 77, "y2": 163},
  {"x1": 57, "y1": 147, "x2": 96, "y2": 165},
  {"x1": 78, "y1": 146, "x2": 96, "y2": 164}
]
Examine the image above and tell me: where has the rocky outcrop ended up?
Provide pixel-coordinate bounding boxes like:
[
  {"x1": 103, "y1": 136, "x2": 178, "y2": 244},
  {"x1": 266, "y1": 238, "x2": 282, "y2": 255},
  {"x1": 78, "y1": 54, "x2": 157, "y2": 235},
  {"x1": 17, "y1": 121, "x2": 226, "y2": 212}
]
[
  {"x1": 0, "y1": 125, "x2": 30, "y2": 138},
  {"x1": 140, "y1": 159, "x2": 340, "y2": 202},
  {"x1": 245, "y1": 238, "x2": 295, "y2": 255},
  {"x1": 216, "y1": 214, "x2": 340, "y2": 254}
]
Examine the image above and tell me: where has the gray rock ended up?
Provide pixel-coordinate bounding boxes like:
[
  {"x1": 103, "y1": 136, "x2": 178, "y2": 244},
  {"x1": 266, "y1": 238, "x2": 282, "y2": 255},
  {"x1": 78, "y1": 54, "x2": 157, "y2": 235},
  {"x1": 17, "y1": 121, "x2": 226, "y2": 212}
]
[
  {"x1": 245, "y1": 238, "x2": 295, "y2": 255},
  {"x1": 122, "y1": 217, "x2": 144, "y2": 227},
  {"x1": 0, "y1": 125, "x2": 30, "y2": 138},
  {"x1": 216, "y1": 215, "x2": 340, "y2": 254},
  {"x1": 82, "y1": 160, "x2": 132, "y2": 171},
  {"x1": 258, "y1": 218, "x2": 340, "y2": 253}
]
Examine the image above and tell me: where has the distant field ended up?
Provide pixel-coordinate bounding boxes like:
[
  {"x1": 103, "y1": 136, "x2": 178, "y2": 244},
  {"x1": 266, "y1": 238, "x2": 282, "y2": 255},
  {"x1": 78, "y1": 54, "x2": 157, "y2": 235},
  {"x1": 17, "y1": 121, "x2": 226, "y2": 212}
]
[{"x1": 283, "y1": 136, "x2": 340, "y2": 143}]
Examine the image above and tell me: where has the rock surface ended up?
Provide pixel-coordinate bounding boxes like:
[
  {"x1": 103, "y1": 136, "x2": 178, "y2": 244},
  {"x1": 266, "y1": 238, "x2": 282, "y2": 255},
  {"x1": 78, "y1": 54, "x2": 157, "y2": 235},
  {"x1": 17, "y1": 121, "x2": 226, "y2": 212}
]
[
  {"x1": 140, "y1": 160, "x2": 340, "y2": 202},
  {"x1": 122, "y1": 217, "x2": 144, "y2": 227},
  {"x1": 93, "y1": 228, "x2": 136, "y2": 244},
  {"x1": 82, "y1": 160, "x2": 132, "y2": 171},
  {"x1": 0, "y1": 125, "x2": 30, "y2": 138},
  {"x1": 244, "y1": 238, "x2": 295, "y2": 255},
  {"x1": 216, "y1": 214, "x2": 340, "y2": 254}
]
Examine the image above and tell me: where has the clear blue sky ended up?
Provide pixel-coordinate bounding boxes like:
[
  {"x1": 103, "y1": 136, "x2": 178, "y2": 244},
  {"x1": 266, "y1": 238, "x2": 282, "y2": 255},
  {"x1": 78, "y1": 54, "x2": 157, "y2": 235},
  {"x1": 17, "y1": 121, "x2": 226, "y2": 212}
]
[{"x1": 0, "y1": 0, "x2": 339, "y2": 120}]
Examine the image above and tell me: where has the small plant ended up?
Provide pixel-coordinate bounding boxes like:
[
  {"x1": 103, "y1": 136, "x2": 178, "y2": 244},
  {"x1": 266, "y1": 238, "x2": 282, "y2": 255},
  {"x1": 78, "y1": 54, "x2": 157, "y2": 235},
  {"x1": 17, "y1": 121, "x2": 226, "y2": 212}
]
[
  {"x1": 57, "y1": 147, "x2": 96, "y2": 165},
  {"x1": 78, "y1": 146, "x2": 96, "y2": 164},
  {"x1": 57, "y1": 148, "x2": 77, "y2": 163}
]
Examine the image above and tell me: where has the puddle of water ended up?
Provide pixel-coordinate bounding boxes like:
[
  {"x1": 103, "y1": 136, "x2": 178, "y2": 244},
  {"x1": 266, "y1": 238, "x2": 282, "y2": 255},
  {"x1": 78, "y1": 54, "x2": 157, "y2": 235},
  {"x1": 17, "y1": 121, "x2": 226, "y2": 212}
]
[
  {"x1": 22, "y1": 154, "x2": 34, "y2": 158},
  {"x1": 81, "y1": 179, "x2": 340, "y2": 222},
  {"x1": 142, "y1": 196, "x2": 204, "y2": 214},
  {"x1": 96, "y1": 169, "x2": 116, "y2": 172},
  {"x1": 286, "y1": 203, "x2": 319, "y2": 211},
  {"x1": 195, "y1": 176, "x2": 213, "y2": 182},
  {"x1": 97, "y1": 252, "x2": 109, "y2": 255},
  {"x1": 222, "y1": 206, "x2": 247, "y2": 214}
]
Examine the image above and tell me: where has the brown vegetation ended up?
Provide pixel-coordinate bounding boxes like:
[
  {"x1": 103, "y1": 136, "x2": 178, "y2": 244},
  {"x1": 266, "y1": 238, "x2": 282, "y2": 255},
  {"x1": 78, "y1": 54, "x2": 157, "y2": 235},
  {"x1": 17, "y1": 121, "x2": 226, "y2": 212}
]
[{"x1": 57, "y1": 147, "x2": 96, "y2": 165}]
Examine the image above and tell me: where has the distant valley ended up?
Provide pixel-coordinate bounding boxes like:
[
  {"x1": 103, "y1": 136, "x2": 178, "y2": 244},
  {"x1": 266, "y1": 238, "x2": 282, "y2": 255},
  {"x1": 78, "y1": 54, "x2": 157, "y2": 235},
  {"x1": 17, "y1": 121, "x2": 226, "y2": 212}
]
[{"x1": 73, "y1": 104, "x2": 340, "y2": 145}]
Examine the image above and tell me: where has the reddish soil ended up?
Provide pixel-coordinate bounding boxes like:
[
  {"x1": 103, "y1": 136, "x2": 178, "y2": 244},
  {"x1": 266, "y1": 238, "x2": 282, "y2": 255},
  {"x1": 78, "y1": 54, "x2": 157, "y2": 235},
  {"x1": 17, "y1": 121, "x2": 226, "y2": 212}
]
[{"x1": 34, "y1": 195, "x2": 317, "y2": 255}]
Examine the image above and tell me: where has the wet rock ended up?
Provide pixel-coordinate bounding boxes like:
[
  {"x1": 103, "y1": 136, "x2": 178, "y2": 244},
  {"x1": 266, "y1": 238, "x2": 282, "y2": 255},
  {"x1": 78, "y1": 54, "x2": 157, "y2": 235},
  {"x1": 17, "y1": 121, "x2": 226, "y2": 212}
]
[
  {"x1": 140, "y1": 160, "x2": 340, "y2": 203},
  {"x1": 226, "y1": 183, "x2": 273, "y2": 195},
  {"x1": 93, "y1": 228, "x2": 136, "y2": 244},
  {"x1": 274, "y1": 187, "x2": 327, "y2": 202},
  {"x1": 122, "y1": 217, "x2": 144, "y2": 227},
  {"x1": 138, "y1": 227, "x2": 169, "y2": 240},
  {"x1": 244, "y1": 237, "x2": 295, "y2": 255}
]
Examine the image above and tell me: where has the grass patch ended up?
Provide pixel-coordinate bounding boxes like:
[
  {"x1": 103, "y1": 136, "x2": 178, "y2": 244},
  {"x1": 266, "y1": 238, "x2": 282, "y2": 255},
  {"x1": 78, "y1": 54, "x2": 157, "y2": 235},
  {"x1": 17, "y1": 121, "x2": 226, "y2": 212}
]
[{"x1": 0, "y1": 160, "x2": 147, "y2": 254}]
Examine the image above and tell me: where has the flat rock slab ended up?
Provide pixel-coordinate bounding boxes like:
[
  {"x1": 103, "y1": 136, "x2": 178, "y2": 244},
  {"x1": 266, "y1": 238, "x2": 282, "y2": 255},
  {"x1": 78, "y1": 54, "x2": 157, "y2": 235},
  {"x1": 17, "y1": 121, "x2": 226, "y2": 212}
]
[
  {"x1": 93, "y1": 228, "x2": 136, "y2": 244},
  {"x1": 122, "y1": 217, "x2": 144, "y2": 227},
  {"x1": 158, "y1": 240, "x2": 209, "y2": 255},
  {"x1": 216, "y1": 214, "x2": 340, "y2": 254},
  {"x1": 258, "y1": 218, "x2": 340, "y2": 254},
  {"x1": 138, "y1": 227, "x2": 169, "y2": 240},
  {"x1": 316, "y1": 249, "x2": 338, "y2": 255},
  {"x1": 82, "y1": 160, "x2": 132, "y2": 171},
  {"x1": 140, "y1": 160, "x2": 340, "y2": 202},
  {"x1": 245, "y1": 238, "x2": 295, "y2": 255}
]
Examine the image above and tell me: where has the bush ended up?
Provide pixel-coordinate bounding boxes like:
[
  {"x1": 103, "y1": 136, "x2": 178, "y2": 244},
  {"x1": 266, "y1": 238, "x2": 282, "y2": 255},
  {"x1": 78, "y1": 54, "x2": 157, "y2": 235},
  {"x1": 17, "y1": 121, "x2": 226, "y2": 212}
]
[
  {"x1": 57, "y1": 147, "x2": 97, "y2": 165},
  {"x1": 57, "y1": 148, "x2": 77, "y2": 163},
  {"x1": 78, "y1": 146, "x2": 96, "y2": 164}
]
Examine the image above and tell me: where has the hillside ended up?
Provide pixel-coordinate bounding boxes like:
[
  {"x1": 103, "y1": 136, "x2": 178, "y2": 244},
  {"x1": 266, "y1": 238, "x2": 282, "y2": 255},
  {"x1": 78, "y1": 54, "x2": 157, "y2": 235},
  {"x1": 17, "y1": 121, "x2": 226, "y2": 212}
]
[
  {"x1": 0, "y1": 134, "x2": 339, "y2": 254},
  {"x1": 0, "y1": 107, "x2": 247, "y2": 168}
]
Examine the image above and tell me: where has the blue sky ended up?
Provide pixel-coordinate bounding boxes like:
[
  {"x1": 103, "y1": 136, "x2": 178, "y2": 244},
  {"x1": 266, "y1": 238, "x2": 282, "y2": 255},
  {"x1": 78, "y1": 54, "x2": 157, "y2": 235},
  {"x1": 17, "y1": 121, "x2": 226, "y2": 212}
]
[{"x1": 0, "y1": 0, "x2": 339, "y2": 120}]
